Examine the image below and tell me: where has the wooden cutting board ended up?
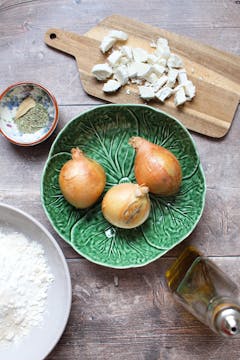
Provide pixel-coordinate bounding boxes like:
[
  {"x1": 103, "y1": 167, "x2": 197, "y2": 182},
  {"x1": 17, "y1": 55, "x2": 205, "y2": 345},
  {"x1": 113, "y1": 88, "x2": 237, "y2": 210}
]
[{"x1": 44, "y1": 15, "x2": 240, "y2": 138}]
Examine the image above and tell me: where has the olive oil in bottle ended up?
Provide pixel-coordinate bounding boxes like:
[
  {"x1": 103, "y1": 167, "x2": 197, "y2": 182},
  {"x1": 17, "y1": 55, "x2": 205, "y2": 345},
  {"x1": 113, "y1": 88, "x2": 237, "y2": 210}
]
[{"x1": 166, "y1": 247, "x2": 240, "y2": 337}]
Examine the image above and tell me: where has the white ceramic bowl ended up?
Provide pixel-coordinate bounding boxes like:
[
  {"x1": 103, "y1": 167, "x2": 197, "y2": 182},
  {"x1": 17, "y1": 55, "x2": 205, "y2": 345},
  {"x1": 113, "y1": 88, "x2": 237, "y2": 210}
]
[
  {"x1": 0, "y1": 203, "x2": 72, "y2": 360},
  {"x1": 0, "y1": 82, "x2": 59, "y2": 146}
]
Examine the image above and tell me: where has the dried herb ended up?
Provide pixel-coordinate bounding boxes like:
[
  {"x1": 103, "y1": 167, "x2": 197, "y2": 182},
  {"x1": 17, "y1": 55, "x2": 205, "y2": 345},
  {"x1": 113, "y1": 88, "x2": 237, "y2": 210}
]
[{"x1": 14, "y1": 103, "x2": 48, "y2": 134}]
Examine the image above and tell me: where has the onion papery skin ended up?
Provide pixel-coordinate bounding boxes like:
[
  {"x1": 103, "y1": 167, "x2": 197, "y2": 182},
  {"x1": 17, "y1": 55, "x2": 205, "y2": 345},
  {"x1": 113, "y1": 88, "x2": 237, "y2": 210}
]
[
  {"x1": 101, "y1": 183, "x2": 151, "y2": 229},
  {"x1": 129, "y1": 137, "x2": 182, "y2": 196},
  {"x1": 59, "y1": 148, "x2": 106, "y2": 209}
]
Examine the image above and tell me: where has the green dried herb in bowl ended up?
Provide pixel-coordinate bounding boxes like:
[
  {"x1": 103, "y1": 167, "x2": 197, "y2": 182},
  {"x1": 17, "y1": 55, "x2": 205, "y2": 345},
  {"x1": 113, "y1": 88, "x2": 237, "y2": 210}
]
[{"x1": 14, "y1": 103, "x2": 49, "y2": 134}]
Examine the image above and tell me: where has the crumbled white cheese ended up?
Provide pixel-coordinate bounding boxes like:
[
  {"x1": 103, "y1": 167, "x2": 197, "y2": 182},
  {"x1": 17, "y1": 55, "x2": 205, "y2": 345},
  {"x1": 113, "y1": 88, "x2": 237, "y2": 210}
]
[
  {"x1": 100, "y1": 36, "x2": 116, "y2": 53},
  {"x1": 121, "y1": 45, "x2": 133, "y2": 60},
  {"x1": 126, "y1": 89, "x2": 131, "y2": 95},
  {"x1": 132, "y1": 48, "x2": 148, "y2": 63},
  {"x1": 177, "y1": 69, "x2": 188, "y2": 85},
  {"x1": 152, "y1": 64, "x2": 166, "y2": 76},
  {"x1": 167, "y1": 54, "x2": 183, "y2": 68},
  {"x1": 184, "y1": 81, "x2": 196, "y2": 100},
  {"x1": 146, "y1": 54, "x2": 159, "y2": 64},
  {"x1": 108, "y1": 30, "x2": 128, "y2": 41},
  {"x1": 107, "y1": 50, "x2": 122, "y2": 67},
  {"x1": 174, "y1": 86, "x2": 187, "y2": 106},
  {"x1": 153, "y1": 75, "x2": 168, "y2": 92},
  {"x1": 157, "y1": 58, "x2": 167, "y2": 67},
  {"x1": 94, "y1": 29, "x2": 196, "y2": 107},
  {"x1": 91, "y1": 63, "x2": 113, "y2": 81},
  {"x1": 103, "y1": 79, "x2": 121, "y2": 93},
  {"x1": 167, "y1": 68, "x2": 179, "y2": 88},
  {"x1": 139, "y1": 86, "x2": 155, "y2": 100},
  {"x1": 144, "y1": 72, "x2": 159, "y2": 84},
  {"x1": 155, "y1": 86, "x2": 172, "y2": 102},
  {"x1": 114, "y1": 65, "x2": 129, "y2": 85}
]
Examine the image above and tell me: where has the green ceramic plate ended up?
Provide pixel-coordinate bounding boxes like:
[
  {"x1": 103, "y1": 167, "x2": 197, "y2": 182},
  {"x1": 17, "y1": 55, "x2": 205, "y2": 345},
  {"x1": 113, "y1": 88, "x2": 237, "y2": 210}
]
[{"x1": 41, "y1": 104, "x2": 206, "y2": 268}]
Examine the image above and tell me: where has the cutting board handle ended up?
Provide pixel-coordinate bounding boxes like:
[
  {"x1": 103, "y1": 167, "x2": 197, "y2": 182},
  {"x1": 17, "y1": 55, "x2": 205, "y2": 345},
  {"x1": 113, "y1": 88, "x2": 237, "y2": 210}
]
[{"x1": 44, "y1": 28, "x2": 87, "y2": 57}]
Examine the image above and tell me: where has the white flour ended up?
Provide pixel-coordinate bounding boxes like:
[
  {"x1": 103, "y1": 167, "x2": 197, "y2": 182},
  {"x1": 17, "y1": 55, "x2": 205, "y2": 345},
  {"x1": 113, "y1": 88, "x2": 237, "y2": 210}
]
[{"x1": 0, "y1": 231, "x2": 54, "y2": 344}]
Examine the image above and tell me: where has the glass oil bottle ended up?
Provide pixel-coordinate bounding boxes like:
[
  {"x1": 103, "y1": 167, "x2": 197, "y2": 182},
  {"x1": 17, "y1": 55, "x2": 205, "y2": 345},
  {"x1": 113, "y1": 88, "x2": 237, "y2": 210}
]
[{"x1": 166, "y1": 246, "x2": 240, "y2": 337}]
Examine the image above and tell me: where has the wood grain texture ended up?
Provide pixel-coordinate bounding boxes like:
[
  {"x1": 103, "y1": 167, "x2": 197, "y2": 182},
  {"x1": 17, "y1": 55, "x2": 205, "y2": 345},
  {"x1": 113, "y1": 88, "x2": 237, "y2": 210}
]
[
  {"x1": 1, "y1": 1, "x2": 240, "y2": 359},
  {"x1": 44, "y1": 15, "x2": 240, "y2": 138}
]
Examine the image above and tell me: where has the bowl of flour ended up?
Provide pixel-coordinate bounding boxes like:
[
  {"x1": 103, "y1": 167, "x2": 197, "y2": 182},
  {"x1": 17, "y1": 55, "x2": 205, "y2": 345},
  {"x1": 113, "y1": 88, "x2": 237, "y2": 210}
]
[{"x1": 0, "y1": 202, "x2": 72, "y2": 360}]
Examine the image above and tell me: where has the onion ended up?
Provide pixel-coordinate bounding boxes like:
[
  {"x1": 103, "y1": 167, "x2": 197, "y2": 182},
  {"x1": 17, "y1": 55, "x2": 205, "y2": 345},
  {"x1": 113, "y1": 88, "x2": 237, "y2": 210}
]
[
  {"x1": 59, "y1": 147, "x2": 106, "y2": 208},
  {"x1": 101, "y1": 183, "x2": 150, "y2": 229},
  {"x1": 129, "y1": 136, "x2": 182, "y2": 196}
]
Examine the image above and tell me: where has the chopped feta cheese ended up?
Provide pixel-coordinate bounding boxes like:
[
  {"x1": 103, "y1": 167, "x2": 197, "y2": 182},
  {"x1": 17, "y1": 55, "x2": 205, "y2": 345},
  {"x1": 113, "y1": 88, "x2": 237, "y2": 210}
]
[
  {"x1": 107, "y1": 50, "x2": 122, "y2": 67},
  {"x1": 174, "y1": 87, "x2": 187, "y2": 106},
  {"x1": 152, "y1": 64, "x2": 166, "y2": 76},
  {"x1": 167, "y1": 54, "x2": 183, "y2": 68},
  {"x1": 103, "y1": 79, "x2": 121, "y2": 93},
  {"x1": 114, "y1": 65, "x2": 129, "y2": 85},
  {"x1": 184, "y1": 81, "x2": 196, "y2": 100},
  {"x1": 177, "y1": 69, "x2": 188, "y2": 85},
  {"x1": 146, "y1": 54, "x2": 158, "y2": 64},
  {"x1": 155, "y1": 43, "x2": 171, "y2": 59},
  {"x1": 127, "y1": 62, "x2": 138, "y2": 78},
  {"x1": 108, "y1": 30, "x2": 128, "y2": 41},
  {"x1": 139, "y1": 86, "x2": 155, "y2": 100},
  {"x1": 91, "y1": 63, "x2": 113, "y2": 81},
  {"x1": 132, "y1": 48, "x2": 148, "y2": 63},
  {"x1": 126, "y1": 89, "x2": 131, "y2": 95},
  {"x1": 167, "y1": 68, "x2": 179, "y2": 88},
  {"x1": 144, "y1": 72, "x2": 159, "y2": 84},
  {"x1": 121, "y1": 46, "x2": 133, "y2": 60},
  {"x1": 153, "y1": 75, "x2": 168, "y2": 92},
  {"x1": 119, "y1": 56, "x2": 130, "y2": 65},
  {"x1": 100, "y1": 36, "x2": 116, "y2": 53},
  {"x1": 157, "y1": 58, "x2": 167, "y2": 67},
  {"x1": 155, "y1": 86, "x2": 172, "y2": 102},
  {"x1": 135, "y1": 63, "x2": 151, "y2": 78},
  {"x1": 156, "y1": 37, "x2": 169, "y2": 47}
]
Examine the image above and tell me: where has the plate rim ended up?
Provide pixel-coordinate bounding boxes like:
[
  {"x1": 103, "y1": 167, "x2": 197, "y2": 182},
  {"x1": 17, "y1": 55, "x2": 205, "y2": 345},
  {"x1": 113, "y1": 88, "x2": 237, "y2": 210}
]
[
  {"x1": 0, "y1": 202, "x2": 72, "y2": 359},
  {"x1": 41, "y1": 104, "x2": 206, "y2": 269}
]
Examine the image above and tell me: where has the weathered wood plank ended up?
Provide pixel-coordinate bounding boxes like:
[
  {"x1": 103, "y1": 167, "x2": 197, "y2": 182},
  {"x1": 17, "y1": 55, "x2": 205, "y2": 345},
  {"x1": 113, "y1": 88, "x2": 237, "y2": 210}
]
[{"x1": 46, "y1": 257, "x2": 240, "y2": 360}]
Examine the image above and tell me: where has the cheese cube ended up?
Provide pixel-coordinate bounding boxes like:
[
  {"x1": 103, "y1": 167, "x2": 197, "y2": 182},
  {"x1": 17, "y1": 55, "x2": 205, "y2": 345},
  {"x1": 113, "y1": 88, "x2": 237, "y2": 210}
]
[
  {"x1": 174, "y1": 87, "x2": 187, "y2": 106},
  {"x1": 184, "y1": 81, "x2": 196, "y2": 99},
  {"x1": 107, "y1": 50, "x2": 122, "y2": 67},
  {"x1": 155, "y1": 86, "x2": 172, "y2": 102},
  {"x1": 144, "y1": 72, "x2": 159, "y2": 84},
  {"x1": 103, "y1": 79, "x2": 121, "y2": 93},
  {"x1": 108, "y1": 30, "x2": 128, "y2": 41},
  {"x1": 167, "y1": 68, "x2": 179, "y2": 88},
  {"x1": 121, "y1": 46, "x2": 133, "y2": 60},
  {"x1": 132, "y1": 48, "x2": 148, "y2": 63},
  {"x1": 156, "y1": 37, "x2": 169, "y2": 47},
  {"x1": 100, "y1": 36, "x2": 116, "y2": 53},
  {"x1": 114, "y1": 65, "x2": 129, "y2": 85},
  {"x1": 91, "y1": 63, "x2": 113, "y2": 81},
  {"x1": 135, "y1": 63, "x2": 151, "y2": 78},
  {"x1": 127, "y1": 62, "x2": 138, "y2": 78},
  {"x1": 178, "y1": 69, "x2": 188, "y2": 85},
  {"x1": 146, "y1": 54, "x2": 159, "y2": 64},
  {"x1": 152, "y1": 64, "x2": 166, "y2": 76},
  {"x1": 153, "y1": 75, "x2": 168, "y2": 92},
  {"x1": 157, "y1": 58, "x2": 167, "y2": 67},
  {"x1": 167, "y1": 54, "x2": 183, "y2": 68},
  {"x1": 139, "y1": 86, "x2": 155, "y2": 100},
  {"x1": 155, "y1": 43, "x2": 171, "y2": 59}
]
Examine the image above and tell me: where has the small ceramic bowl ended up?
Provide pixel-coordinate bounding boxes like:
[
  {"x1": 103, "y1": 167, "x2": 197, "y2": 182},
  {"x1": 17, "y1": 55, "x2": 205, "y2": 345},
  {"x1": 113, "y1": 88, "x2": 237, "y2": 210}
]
[{"x1": 0, "y1": 82, "x2": 59, "y2": 146}]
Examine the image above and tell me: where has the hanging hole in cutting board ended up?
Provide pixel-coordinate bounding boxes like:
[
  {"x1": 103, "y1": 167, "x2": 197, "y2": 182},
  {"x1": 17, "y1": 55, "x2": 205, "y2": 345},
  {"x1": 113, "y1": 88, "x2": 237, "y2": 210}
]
[{"x1": 50, "y1": 33, "x2": 57, "y2": 39}]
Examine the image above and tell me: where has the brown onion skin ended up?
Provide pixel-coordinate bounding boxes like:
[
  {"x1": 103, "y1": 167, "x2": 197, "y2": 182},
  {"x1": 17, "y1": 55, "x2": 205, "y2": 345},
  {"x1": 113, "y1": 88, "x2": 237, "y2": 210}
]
[
  {"x1": 101, "y1": 183, "x2": 150, "y2": 229},
  {"x1": 129, "y1": 137, "x2": 182, "y2": 196},
  {"x1": 59, "y1": 148, "x2": 106, "y2": 209}
]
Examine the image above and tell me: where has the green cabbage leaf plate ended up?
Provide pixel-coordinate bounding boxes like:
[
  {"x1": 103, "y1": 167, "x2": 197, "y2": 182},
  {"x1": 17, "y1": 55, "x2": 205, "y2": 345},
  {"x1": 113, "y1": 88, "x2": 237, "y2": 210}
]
[{"x1": 41, "y1": 104, "x2": 206, "y2": 268}]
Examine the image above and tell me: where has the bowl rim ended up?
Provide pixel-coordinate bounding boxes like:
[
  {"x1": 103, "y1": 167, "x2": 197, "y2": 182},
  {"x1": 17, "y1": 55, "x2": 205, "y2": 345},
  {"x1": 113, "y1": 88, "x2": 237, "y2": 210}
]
[
  {"x1": 0, "y1": 81, "x2": 59, "y2": 146},
  {"x1": 41, "y1": 103, "x2": 207, "y2": 269},
  {"x1": 0, "y1": 201, "x2": 72, "y2": 359}
]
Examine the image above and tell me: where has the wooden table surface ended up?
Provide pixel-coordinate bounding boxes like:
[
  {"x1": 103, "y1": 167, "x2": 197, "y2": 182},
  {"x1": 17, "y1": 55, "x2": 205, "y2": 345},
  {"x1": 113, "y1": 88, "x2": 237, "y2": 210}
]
[{"x1": 1, "y1": 1, "x2": 240, "y2": 359}]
